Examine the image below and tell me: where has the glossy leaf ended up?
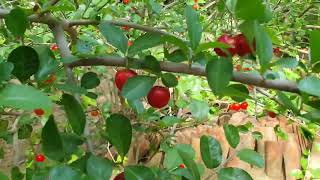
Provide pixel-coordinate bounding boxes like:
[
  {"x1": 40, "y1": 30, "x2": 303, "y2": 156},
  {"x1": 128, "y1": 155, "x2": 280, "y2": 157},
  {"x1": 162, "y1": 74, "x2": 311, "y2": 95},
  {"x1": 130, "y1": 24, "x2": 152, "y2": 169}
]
[
  {"x1": 277, "y1": 91, "x2": 300, "y2": 115},
  {"x1": 125, "y1": 166, "x2": 155, "y2": 180},
  {"x1": 185, "y1": 6, "x2": 202, "y2": 50},
  {"x1": 164, "y1": 49, "x2": 187, "y2": 63},
  {"x1": 206, "y1": 58, "x2": 233, "y2": 94},
  {"x1": 128, "y1": 33, "x2": 162, "y2": 56},
  {"x1": 223, "y1": 124, "x2": 240, "y2": 149},
  {"x1": 147, "y1": 0, "x2": 161, "y2": 14},
  {"x1": 61, "y1": 94, "x2": 86, "y2": 135},
  {"x1": 0, "y1": 84, "x2": 53, "y2": 113},
  {"x1": 61, "y1": 133, "x2": 83, "y2": 157},
  {"x1": 302, "y1": 110, "x2": 320, "y2": 125},
  {"x1": 237, "y1": 149, "x2": 264, "y2": 168},
  {"x1": 310, "y1": 30, "x2": 320, "y2": 64},
  {"x1": 141, "y1": 55, "x2": 161, "y2": 74},
  {"x1": 161, "y1": 35, "x2": 190, "y2": 57},
  {"x1": 81, "y1": 72, "x2": 100, "y2": 89},
  {"x1": 105, "y1": 114, "x2": 132, "y2": 157},
  {"x1": 200, "y1": 135, "x2": 222, "y2": 169},
  {"x1": 235, "y1": 0, "x2": 271, "y2": 22},
  {"x1": 48, "y1": 165, "x2": 81, "y2": 180},
  {"x1": 188, "y1": 99, "x2": 209, "y2": 121},
  {"x1": 86, "y1": 155, "x2": 113, "y2": 180},
  {"x1": 224, "y1": 84, "x2": 250, "y2": 102},
  {"x1": 0, "y1": 62, "x2": 14, "y2": 82},
  {"x1": 196, "y1": 42, "x2": 229, "y2": 54},
  {"x1": 7, "y1": 46, "x2": 39, "y2": 82},
  {"x1": 99, "y1": 22, "x2": 128, "y2": 54},
  {"x1": 178, "y1": 150, "x2": 201, "y2": 180},
  {"x1": 164, "y1": 144, "x2": 195, "y2": 170},
  {"x1": 34, "y1": 46, "x2": 59, "y2": 82},
  {"x1": 218, "y1": 167, "x2": 253, "y2": 180},
  {"x1": 298, "y1": 76, "x2": 320, "y2": 97},
  {"x1": 121, "y1": 75, "x2": 156, "y2": 100},
  {"x1": 5, "y1": 8, "x2": 28, "y2": 37},
  {"x1": 161, "y1": 73, "x2": 178, "y2": 87},
  {"x1": 41, "y1": 115, "x2": 64, "y2": 161}
]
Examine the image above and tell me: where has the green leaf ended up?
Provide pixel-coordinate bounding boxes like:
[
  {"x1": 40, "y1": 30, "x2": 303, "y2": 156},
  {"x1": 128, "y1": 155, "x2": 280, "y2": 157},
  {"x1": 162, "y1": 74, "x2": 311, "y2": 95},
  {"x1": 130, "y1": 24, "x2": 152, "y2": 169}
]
[
  {"x1": 81, "y1": 72, "x2": 100, "y2": 89},
  {"x1": 196, "y1": 42, "x2": 229, "y2": 54},
  {"x1": 141, "y1": 55, "x2": 161, "y2": 74},
  {"x1": 224, "y1": 84, "x2": 250, "y2": 102},
  {"x1": 185, "y1": 6, "x2": 202, "y2": 50},
  {"x1": 0, "y1": 62, "x2": 14, "y2": 82},
  {"x1": 218, "y1": 167, "x2": 253, "y2": 180},
  {"x1": 160, "y1": 116, "x2": 181, "y2": 127},
  {"x1": 147, "y1": 0, "x2": 161, "y2": 14},
  {"x1": 0, "y1": 120, "x2": 8, "y2": 132},
  {"x1": 128, "y1": 99, "x2": 145, "y2": 114},
  {"x1": 99, "y1": 22, "x2": 128, "y2": 54},
  {"x1": 0, "y1": 171, "x2": 9, "y2": 180},
  {"x1": 161, "y1": 35, "x2": 190, "y2": 57},
  {"x1": 41, "y1": 115, "x2": 64, "y2": 161},
  {"x1": 235, "y1": 0, "x2": 271, "y2": 22},
  {"x1": 7, "y1": 46, "x2": 39, "y2": 82},
  {"x1": 121, "y1": 75, "x2": 156, "y2": 101},
  {"x1": 223, "y1": 124, "x2": 240, "y2": 149},
  {"x1": 274, "y1": 125, "x2": 288, "y2": 141},
  {"x1": 310, "y1": 30, "x2": 320, "y2": 64},
  {"x1": 252, "y1": 131, "x2": 263, "y2": 141},
  {"x1": 55, "y1": 83, "x2": 87, "y2": 94},
  {"x1": 206, "y1": 58, "x2": 233, "y2": 94},
  {"x1": 164, "y1": 144, "x2": 195, "y2": 170},
  {"x1": 0, "y1": 148, "x2": 4, "y2": 159},
  {"x1": 178, "y1": 150, "x2": 201, "y2": 180},
  {"x1": 48, "y1": 165, "x2": 81, "y2": 180},
  {"x1": 298, "y1": 76, "x2": 320, "y2": 97},
  {"x1": 61, "y1": 133, "x2": 83, "y2": 157},
  {"x1": 86, "y1": 155, "x2": 113, "y2": 180},
  {"x1": 200, "y1": 135, "x2": 222, "y2": 169},
  {"x1": 302, "y1": 110, "x2": 320, "y2": 125},
  {"x1": 254, "y1": 23, "x2": 273, "y2": 72},
  {"x1": 273, "y1": 57, "x2": 298, "y2": 69},
  {"x1": 161, "y1": 73, "x2": 178, "y2": 87},
  {"x1": 11, "y1": 167, "x2": 24, "y2": 180},
  {"x1": 125, "y1": 166, "x2": 156, "y2": 180},
  {"x1": 34, "y1": 46, "x2": 59, "y2": 82},
  {"x1": 128, "y1": 33, "x2": 162, "y2": 56},
  {"x1": 61, "y1": 94, "x2": 86, "y2": 136},
  {"x1": 277, "y1": 91, "x2": 300, "y2": 115},
  {"x1": 5, "y1": 8, "x2": 28, "y2": 37},
  {"x1": 18, "y1": 125, "x2": 32, "y2": 139},
  {"x1": 188, "y1": 99, "x2": 209, "y2": 121},
  {"x1": 0, "y1": 84, "x2": 53, "y2": 113},
  {"x1": 105, "y1": 114, "x2": 132, "y2": 157},
  {"x1": 165, "y1": 49, "x2": 187, "y2": 63},
  {"x1": 237, "y1": 149, "x2": 264, "y2": 168}
]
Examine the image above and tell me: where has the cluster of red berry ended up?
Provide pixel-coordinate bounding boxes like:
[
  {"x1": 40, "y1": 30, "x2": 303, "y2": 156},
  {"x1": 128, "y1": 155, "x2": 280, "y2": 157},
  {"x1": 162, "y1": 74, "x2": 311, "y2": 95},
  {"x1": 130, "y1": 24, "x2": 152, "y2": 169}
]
[
  {"x1": 123, "y1": 0, "x2": 129, "y2": 5},
  {"x1": 115, "y1": 69, "x2": 171, "y2": 109},
  {"x1": 214, "y1": 34, "x2": 253, "y2": 57},
  {"x1": 229, "y1": 102, "x2": 248, "y2": 111}
]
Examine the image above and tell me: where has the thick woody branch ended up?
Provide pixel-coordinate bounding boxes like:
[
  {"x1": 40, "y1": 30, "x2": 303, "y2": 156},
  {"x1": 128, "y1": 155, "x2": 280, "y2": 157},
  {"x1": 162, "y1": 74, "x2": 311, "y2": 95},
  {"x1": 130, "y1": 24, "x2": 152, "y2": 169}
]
[{"x1": 68, "y1": 57, "x2": 300, "y2": 94}]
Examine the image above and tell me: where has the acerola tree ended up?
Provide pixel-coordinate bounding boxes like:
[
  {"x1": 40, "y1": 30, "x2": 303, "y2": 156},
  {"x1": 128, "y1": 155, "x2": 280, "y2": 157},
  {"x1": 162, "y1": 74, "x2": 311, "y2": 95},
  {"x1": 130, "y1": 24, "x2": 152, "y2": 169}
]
[{"x1": 0, "y1": 0, "x2": 319, "y2": 180}]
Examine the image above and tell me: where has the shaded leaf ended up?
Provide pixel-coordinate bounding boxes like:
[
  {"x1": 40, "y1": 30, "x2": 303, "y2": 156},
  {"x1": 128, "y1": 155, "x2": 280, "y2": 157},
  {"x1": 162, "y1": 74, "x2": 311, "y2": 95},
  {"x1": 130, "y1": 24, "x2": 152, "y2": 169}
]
[
  {"x1": 128, "y1": 33, "x2": 162, "y2": 56},
  {"x1": 125, "y1": 166, "x2": 156, "y2": 180},
  {"x1": 121, "y1": 75, "x2": 156, "y2": 101},
  {"x1": 237, "y1": 149, "x2": 264, "y2": 168},
  {"x1": 0, "y1": 62, "x2": 14, "y2": 82},
  {"x1": 161, "y1": 73, "x2": 178, "y2": 87},
  {"x1": 99, "y1": 22, "x2": 128, "y2": 54},
  {"x1": 218, "y1": 167, "x2": 253, "y2": 180},
  {"x1": 223, "y1": 124, "x2": 240, "y2": 148},
  {"x1": 185, "y1": 6, "x2": 202, "y2": 50},
  {"x1": 81, "y1": 72, "x2": 100, "y2": 89},
  {"x1": 5, "y1": 8, "x2": 28, "y2": 37},
  {"x1": 200, "y1": 135, "x2": 222, "y2": 169},
  {"x1": 48, "y1": 165, "x2": 81, "y2": 180},
  {"x1": 87, "y1": 155, "x2": 113, "y2": 180}
]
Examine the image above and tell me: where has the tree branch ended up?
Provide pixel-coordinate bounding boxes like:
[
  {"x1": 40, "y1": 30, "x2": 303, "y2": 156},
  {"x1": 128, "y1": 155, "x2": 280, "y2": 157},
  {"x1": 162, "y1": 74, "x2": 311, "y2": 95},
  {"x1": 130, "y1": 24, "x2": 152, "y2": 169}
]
[{"x1": 68, "y1": 56, "x2": 300, "y2": 94}]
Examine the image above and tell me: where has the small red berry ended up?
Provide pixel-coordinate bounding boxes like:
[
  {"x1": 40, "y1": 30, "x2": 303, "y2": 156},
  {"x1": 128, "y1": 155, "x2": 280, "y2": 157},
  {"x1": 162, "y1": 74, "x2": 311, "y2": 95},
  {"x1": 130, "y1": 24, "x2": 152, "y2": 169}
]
[
  {"x1": 229, "y1": 103, "x2": 241, "y2": 111},
  {"x1": 123, "y1": 0, "x2": 129, "y2": 5},
  {"x1": 193, "y1": 3, "x2": 199, "y2": 10},
  {"x1": 35, "y1": 154, "x2": 45, "y2": 162},
  {"x1": 248, "y1": 85, "x2": 254, "y2": 91},
  {"x1": 50, "y1": 44, "x2": 58, "y2": 51},
  {"x1": 273, "y1": 47, "x2": 281, "y2": 57},
  {"x1": 33, "y1": 109, "x2": 45, "y2": 116},
  {"x1": 179, "y1": 164, "x2": 185, "y2": 168},
  {"x1": 115, "y1": 69, "x2": 137, "y2": 91},
  {"x1": 268, "y1": 111, "x2": 277, "y2": 118},
  {"x1": 214, "y1": 34, "x2": 237, "y2": 57},
  {"x1": 234, "y1": 34, "x2": 252, "y2": 57},
  {"x1": 128, "y1": 41, "x2": 133, "y2": 47},
  {"x1": 235, "y1": 64, "x2": 241, "y2": 71},
  {"x1": 114, "y1": 172, "x2": 125, "y2": 180},
  {"x1": 44, "y1": 74, "x2": 56, "y2": 84},
  {"x1": 90, "y1": 110, "x2": 99, "y2": 117},
  {"x1": 122, "y1": 26, "x2": 130, "y2": 31},
  {"x1": 240, "y1": 102, "x2": 248, "y2": 110},
  {"x1": 147, "y1": 86, "x2": 170, "y2": 109},
  {"x1": 243, "y1": 67, "x2": 251, "y2": 71}
]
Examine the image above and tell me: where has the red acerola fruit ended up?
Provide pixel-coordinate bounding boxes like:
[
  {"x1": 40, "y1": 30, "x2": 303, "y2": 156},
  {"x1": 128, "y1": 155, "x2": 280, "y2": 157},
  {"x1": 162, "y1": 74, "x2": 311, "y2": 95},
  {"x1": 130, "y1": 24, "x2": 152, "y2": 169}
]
[
  {"x1": 44, "y1": 74, "x2": 56, "y2": 84},
  {"x1": 235, "y1": 64, "x2": 241, "y2": 71},
  {"x1": 229, "y1": 103, "x2": 241, "y2": 111},
  {"x1": 243, "y1": 67, "x2": 251, "y2": 71},
  {"x1": 194, "y1": 0, "x2": 198, "y2": 3},
  {"x1": 147, "y1": 86, "x2": 170, "y2": 109},
  {"x1": 193, "y1": 3, "x2": 199, "y2": 10},
  {"x1": 235, "y1": 34, "x2": 252, "y2": 57},
  {"x1": 122, "y1": 26, "x2": 130, "y2": 31},
  {"x1": 123, "y1": 0, "x2": 129, "y2": 5},
  {"x1": 115, "y1": 69, "x2": 137, "y2": 91},
  {"x1": 90, "y1": 110, "x2": 99, "y2": 117},
  {"x1": 35, "y1": 154, "x2": 45, "y2": 162},
  {"x1": 179, "y1": 164, "x2": 185, "y2": 168},
  {"x1": 240, "y1": 102, "x2": 248, "y2": 110},
  {"x1": 268, "y1": 111, "x2": 277, "y2": 118},
  {"x1": 273, "y1": 47, "x2": 281, "y2": 57},
  {"x1": 50, "y1": 44, "x2": 58, "y2": 51},
  {"x1": 114, "y1": 172, "x2": 125, "y2": 180},
  {"x1": 33, "y1": 109, "x2": 45, "y2": 116},
  {"x1": 128, "y1": 41, "x2": 133, "y2": 47},
  {"x1": 214, "y1": 34, "x2": 237, "y2": 57}
]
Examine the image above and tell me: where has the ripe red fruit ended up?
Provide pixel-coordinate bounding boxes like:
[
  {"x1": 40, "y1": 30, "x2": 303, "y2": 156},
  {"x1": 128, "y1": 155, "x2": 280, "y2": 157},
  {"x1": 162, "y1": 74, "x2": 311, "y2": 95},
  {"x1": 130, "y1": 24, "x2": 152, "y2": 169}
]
[
  {"x1": 122, "y1": 26, "x2": 130, "y2": 31},
  {"x1": 235, "y1": 34, "x2": 252, "y2": 57},
  {"x1": 229, "y1": 103, "x2": 241, "y2": 111},
  {"x1": 44, "y1": 74, "x2": 56, "y2": 84},
  {"x1": 268, "y1": 111, "x2": 277, "y2": 118},
  {"x1": 50, "y1": 44, "x2": 58, "y2": 51},
  {"x1": 114, "y1": 172, "x2": 125, "y2": 180},
  {"x1": 147, "y1": 86, "x2": 170, "y2": 109},
  {"x1": 235, "y1": 64, "x2": 241, "y2": 71},
  {"x1": 35, "y1": 154, "x2": 45, "y2": 162},
  {"x1": 33, "y1": 109, "x2": 44, "y2": 116},
  {"x1": 123, "y1": 0, "x2": 129, "y2": 5},
  {"x1": 273, "y1": 47, "x2": 281, "y2": 57},
  {"x1": 128, "y1": 41, "x2": 133, "y2": 47},
  {"x1": 194, "y1": 0, "x2": 198, "y2": 3},
  {"x1": 193, "y1": 3, "x2": 199, "y2": 10},
  {"x1": 240, "y1": 102, "x2": 248, "y2": 110},
  {"x1": 243, "y1": 67, "x2": 251, "y2": 71},
  {"x1": 90, "y1": 110, "x2": 99, "y2": 117},
  {"x1": 179, "y1": 164, "x2": 185, "y2": 168},
  {"x1": 214, "y1": 34, "x2": 237, "y2": 57},
  {"x1": 115, "y1": 69, "x2": 137, "y2": 91}
]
